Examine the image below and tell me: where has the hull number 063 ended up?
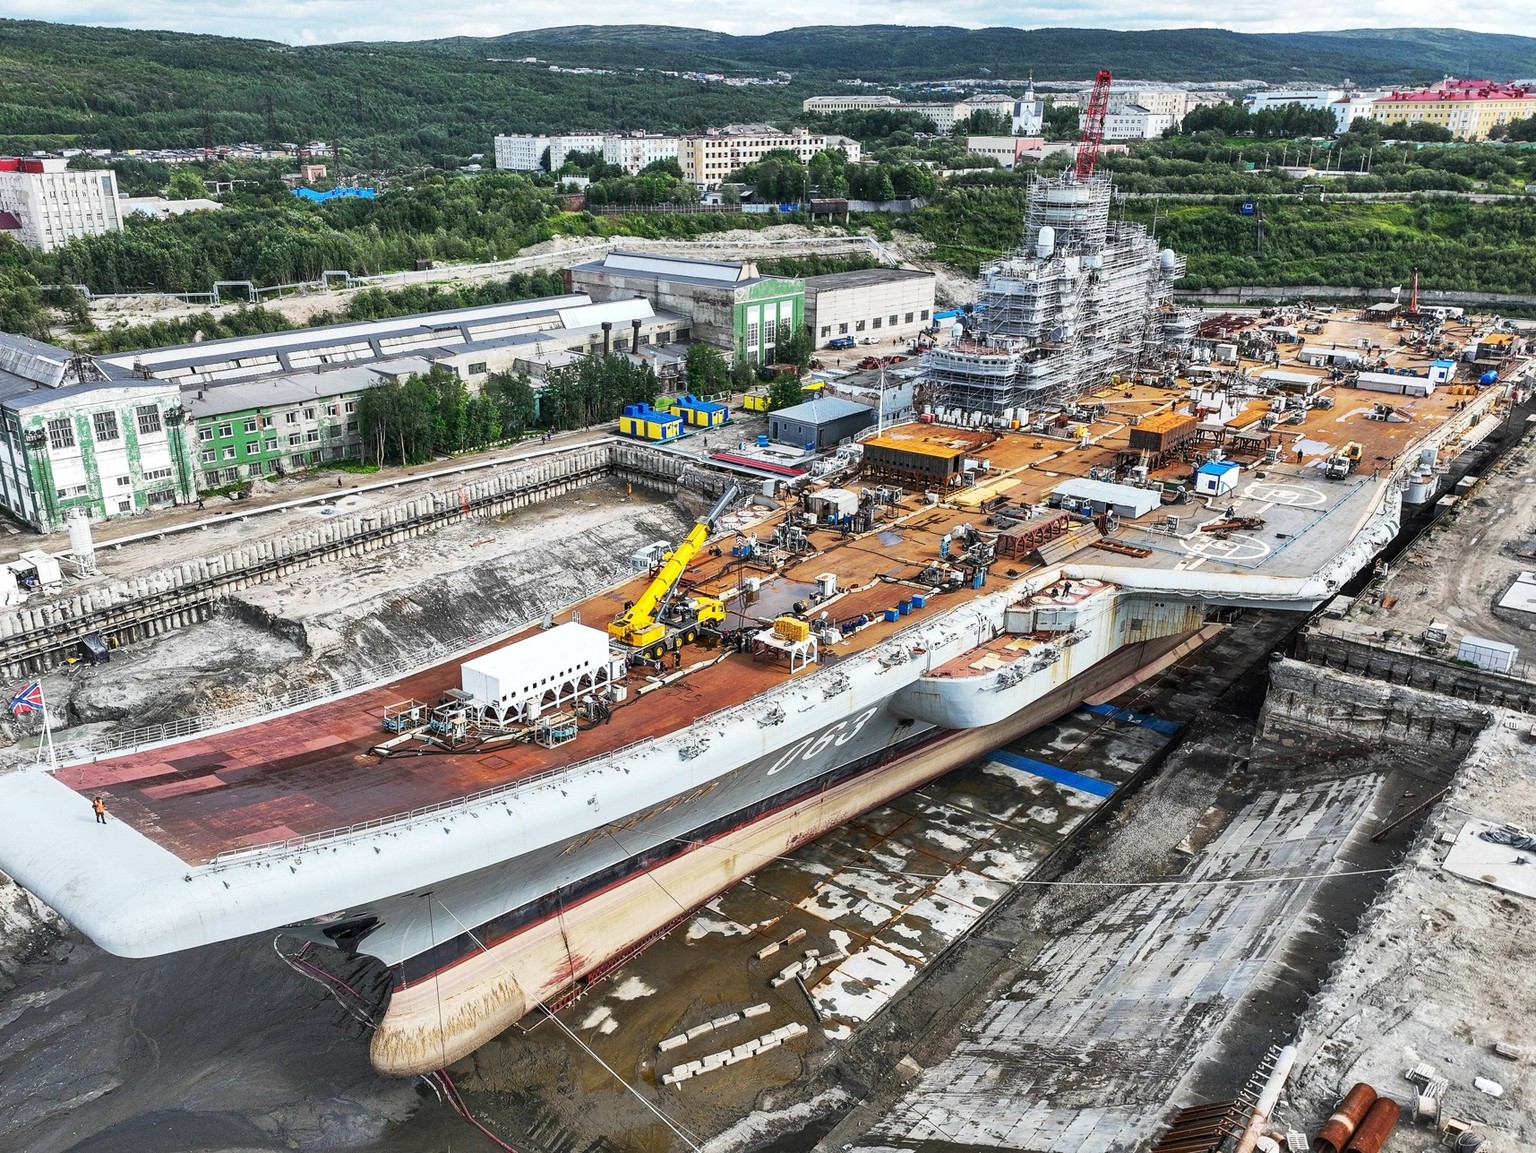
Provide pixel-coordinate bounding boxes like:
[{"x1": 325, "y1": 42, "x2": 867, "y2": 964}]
[{"x1": 766, "y1": 707, "x2": 879, "y2": 775}]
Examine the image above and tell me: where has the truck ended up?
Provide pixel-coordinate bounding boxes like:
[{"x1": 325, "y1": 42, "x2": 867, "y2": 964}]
[
  {"x1": 825, "y1": 336, "x2": 855, "y2": 350},
  {"x1": 1322, "y1": 440, "x2": 1363, "y2": 480}
]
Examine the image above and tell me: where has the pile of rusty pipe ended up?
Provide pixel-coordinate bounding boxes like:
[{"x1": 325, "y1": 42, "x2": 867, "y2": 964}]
[
  {"x1": 1345, "y1": 1098, "x2": 1401, "y2": 1153},
  {"x1": 1313, "y1": 1083, "x2": 1378, "y2": 1153}
]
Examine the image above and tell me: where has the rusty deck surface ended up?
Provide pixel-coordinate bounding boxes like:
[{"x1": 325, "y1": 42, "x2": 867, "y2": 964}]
[{"x1": 54, "y1": 495, "x2": 976, "y2": 865}]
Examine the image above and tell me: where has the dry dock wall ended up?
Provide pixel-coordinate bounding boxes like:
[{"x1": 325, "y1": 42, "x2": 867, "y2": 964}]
[
  {"x1": 1295, "y1": 629, "x2": 1536, "y2": 714},
  {"x1": 1261, "y1": 655, "x2": 1492, "y2": 753},
  {"x1": 0, "y1": 441, "x2": 690, "y2": 679}
]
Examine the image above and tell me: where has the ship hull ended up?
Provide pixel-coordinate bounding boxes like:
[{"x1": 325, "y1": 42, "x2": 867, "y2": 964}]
[{"x1": 363, "y1": 626, "x2": 1208, "y2": 1076}]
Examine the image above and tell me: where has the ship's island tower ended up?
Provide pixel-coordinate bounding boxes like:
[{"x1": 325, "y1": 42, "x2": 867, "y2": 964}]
[{"x1": 922, "y1": 169, "x2": 1188, "y2": 419}]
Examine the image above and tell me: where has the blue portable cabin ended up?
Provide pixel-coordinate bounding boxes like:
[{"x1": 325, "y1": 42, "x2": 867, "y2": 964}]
[{"x1": 673, "y1": 393, "x2": 729, "y2": 428}]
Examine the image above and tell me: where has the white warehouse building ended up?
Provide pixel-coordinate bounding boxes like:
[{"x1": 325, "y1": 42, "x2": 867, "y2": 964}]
[{"x1": 804, "y1": 268, "x2": 937, "y2": 347}]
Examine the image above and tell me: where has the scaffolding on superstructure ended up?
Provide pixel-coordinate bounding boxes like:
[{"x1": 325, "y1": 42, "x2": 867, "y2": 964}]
[{"x1": 924, "y1": 171, "x2": 1183, "y2": 417}]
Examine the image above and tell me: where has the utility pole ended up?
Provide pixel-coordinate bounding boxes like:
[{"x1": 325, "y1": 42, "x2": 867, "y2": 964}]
[{"x1": 1255, "y1": 202, "x2": 1264, "y2": 259}]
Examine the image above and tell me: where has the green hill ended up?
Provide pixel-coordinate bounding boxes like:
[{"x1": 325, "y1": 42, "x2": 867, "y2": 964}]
[{"x1": 2, "y1": 18, "x2": 1535, "y2": 165}]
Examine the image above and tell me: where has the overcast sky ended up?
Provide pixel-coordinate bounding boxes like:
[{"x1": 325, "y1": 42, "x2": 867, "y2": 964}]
[{"x1": 0, "y1": 0, "x2": 1522, "y2": 45}]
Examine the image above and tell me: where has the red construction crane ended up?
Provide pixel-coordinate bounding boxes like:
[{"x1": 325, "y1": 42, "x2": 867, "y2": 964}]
[{"x1": 1075, "y1": 68, "x2": 1113, "y2": 180}]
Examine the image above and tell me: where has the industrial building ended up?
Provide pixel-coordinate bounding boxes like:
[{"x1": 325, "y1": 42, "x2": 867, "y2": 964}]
[
  {"x1": 767, "y1": 396, "x2": 874, "y2": 449},
  {"x1": 803, "y1": 268, "x2": 935, "y2": 346},
  {"x1": 802, "y1": 95, "x2": 901, "y2": 114},
  {"x1": 0, "y1": 335, "x2": 193, "y2": 532},
  {"x1": 1370, "y1": 79, "x2": 1536, "y2": 140},
  {"x1": 0, "y1": 157, "x2": 123, "y2": 252},
  {"x1": 566, "y1": 251, "x2": 802, "y2": 364},
  {"x1": 860, "y1": 426, "x2": 992, "y2": 486},
  {"x1": 922, "y1": 169, "x2": 1186, "y2": 417}
]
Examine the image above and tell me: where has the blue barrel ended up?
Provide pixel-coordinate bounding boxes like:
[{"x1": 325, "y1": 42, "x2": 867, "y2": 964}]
[
  {"x1": 884, "y1": 608, "x2": 900, "y2": 623},
  {"x1": 757, "y1": 434, "x2": 769, "y2": 447},
  {"x1": 1480, "y1": 370, "x2": 1499, "y2": 385},
  {"x1": 898, "y1": 599, "x2": 912, "y2": 616}
]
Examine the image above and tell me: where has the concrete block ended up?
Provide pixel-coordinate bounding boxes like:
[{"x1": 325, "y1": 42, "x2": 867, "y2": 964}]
[
  {"x1": 685, "y1": 1023, "x2": 713, "y2": 1041},
  {"x1": 769, "y1": 974, "x2": 792, "y2": 988},
  {"x1": 700, "y1": 1054, "x2": 724, "y2": 1071},
  {"x1": 709, "y1": 1013, "x2": 739, "y2": 1030},
  {"x1": 657, "y1": 1035, "x2": 687, "y2": 1052},
  {"x1": 802, "y1": 948, "x2": 820, "y2": 959},
  {"x1": 755, "y1": 941, "x2": 781, "y2": 960},
  {"x1": 743, "y1": 1003, "x2": 771, "y2": 1018},
  {"x1": 758, "y1": 1036, "x2": 781, "y2": 1052},
  {"x1": 784, "y1": 928, "x2": 807, "y2": 946}
]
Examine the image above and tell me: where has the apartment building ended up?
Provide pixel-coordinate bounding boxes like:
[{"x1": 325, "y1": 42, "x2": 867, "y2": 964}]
[
  {"x1": 1102, "y1": 105, "x2": 1178, "y2": 140},
  {"x1": 802, "y1": 95, "x2": 901, "y2": 114},
  {"x1": 1107, "y1": 88, "x2": 1191, "y2": 120},
  {"x1": 1370, "y1": 78, "x2": 1536, "y2": 140},
  {"x1": 0, "y1": 157, "x2": 123, "y2": 253},
  {"x1": 675, "y1": 127, "x2": 860, "y2": 186},
  {"x1": 1245, "y1": 88, "x2": 1392, "y2": 131}
]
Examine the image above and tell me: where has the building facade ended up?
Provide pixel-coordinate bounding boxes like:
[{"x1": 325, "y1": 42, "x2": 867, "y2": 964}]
[
  {"x1": 0, "y1": 335, "x2": 193, "y2": 532},
  {"x1": 802, "y1": 95, "x2": 901, "y2": 114},
  {"x1": 566, "y1": 251, "x2": 802, "y2": 363},
  {"x1": 1370, "y1": 79, "x2": 1536, "y2": 139},
  {"x1": 1102, "y1": 106, "x2": 1177, "y2": 140},
  {"x1": 804, "y1": 268, "x2": 936, "y2": 346},
  {"x1": 1108, "y1": 88, "x2": 1190, "y2": 120},
  {"x1": 493, "y1": 135, "x2": 549, "y2": 172},
  {"x1": 675, "y1": 127, "x2": 860, "y2": 186},
  {"x1": 0, "y1": 158, "x2": 123, "y2": 252}
]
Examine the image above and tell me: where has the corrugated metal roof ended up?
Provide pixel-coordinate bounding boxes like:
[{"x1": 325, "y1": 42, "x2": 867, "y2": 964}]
[{"x1": 771, "y1": 396, "x2": 873, "y2": 423}]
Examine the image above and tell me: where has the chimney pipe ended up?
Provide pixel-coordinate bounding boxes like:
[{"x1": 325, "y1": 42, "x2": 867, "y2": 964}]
[
  {"x1": 601, "y1": 321, "x2": 612, "y2": 356},
  {"x1": 632, "y1": 318, "x2": 643, "y2": 351}
]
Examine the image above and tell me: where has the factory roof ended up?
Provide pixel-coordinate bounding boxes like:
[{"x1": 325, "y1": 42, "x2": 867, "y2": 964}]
[
  {"x1": 770, "y1": 396, "x2": 873, "y2": 424},
  {"x1": 0, "y1": 334, "x2": 163, "y2": 412},
  {"x1": 803, "y1": 267, "x2": 935, "y2": 292},
  {"x1": 183, "y1": 357, "x2": 434, "y2": 417}
]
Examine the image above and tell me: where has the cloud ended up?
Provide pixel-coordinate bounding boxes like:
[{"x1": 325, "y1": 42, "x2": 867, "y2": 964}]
[{"x1": 0, "y1": 0, "x2": 1529, "y2": 44}]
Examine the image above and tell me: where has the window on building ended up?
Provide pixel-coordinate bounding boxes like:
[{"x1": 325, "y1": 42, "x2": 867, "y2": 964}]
[
  {"x1": 305, "y1": 430, "x2": 320, "y2": 443},
  {"x1": 819, "y1": 326, "x2": 831, "y2": 338},
  {"x1": 92, "y1": 411, "x2": 120, "y2": 442},
  {"x1": 889, "y1": 314, "x2": 898, "y2": 326},
  {"x1": 303, "y1": 407, "x2": 315, "y2": 420},
  {"x1": 872, "y1": 317, "x2": 881, "y2": 329},
  {"x1": 223, "y1": 468, "x2": 240, "y2": 484},
  {"x1": 344, "y1": 401, "x2": 356, "y2": 414},
  {"x1": 143, "y1": 467, "x2": 172, "y2": 483},
  {"x1": 676, "y1": 329, "x2": 689, "y2": 342},
  {"x1": 746, "y1": 322, "x2": 758, "y2": 348},
  {"x1": 285, "y1": 412, "x2": 298, "y2": 425},
  {"x1": 114, "y1": 474, "x2": 131, "y2": 487},
  {"x1": 325, "y1": 404, "x2": 339, "y2": 417},
  {"x1": 136, "y1": 406, "x2": 163, "y2": 435},
  {"x1": 47, "y1": 418, "x2": 75, "y2": 450},
  {"x1": 288, "y1": 433, "x2": 301, "y2": 447},
  {"x1": 215, "y1": 422, "x2": 232, "y2": 438},
  {"x1": 838, "y1": 323, "x2": 848, "y2": 335},
  {"x1": 200, "y1": 449, "x2": 215, "y2": 464},
  {"x1": 467, "y1": 362, "x2": 488, "y2": 375},
  {"x1": 263, "y1": 438, "x2": 276, "y2": 452},
  {"x1": 221, "y1": 446, "x2": 236, "y2": 460},
  {"x1": 855, "y1": 320, "x2": 866, "y2": 332},
  {"x1": 261, "y1": 415, "x2": 274, "y2": 429},
  {"x1": 905, "y1": 312, "x2": 914, "y2": 324},
  {"x1": 920, "y1": 309, "x2": 930, "y2": 321},
  {"x1": 346, "y1": 420, "x2": 359, "y2": 433},
  {"x1": 242, "y1": 418, "x2": 258, "y2": 434},
  {"x1": 117, "y1": 499, "x2": 133, "y2": 514}
]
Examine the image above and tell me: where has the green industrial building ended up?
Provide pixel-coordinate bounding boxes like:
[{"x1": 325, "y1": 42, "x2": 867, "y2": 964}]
[{"x1": 565, "y1": 251, "x2": 803, "y2": 365}]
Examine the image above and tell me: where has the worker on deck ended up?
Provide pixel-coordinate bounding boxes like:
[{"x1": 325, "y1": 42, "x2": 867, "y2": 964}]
[{"x1": 92, "y1": 795, "x2": 107, "y2": 825}]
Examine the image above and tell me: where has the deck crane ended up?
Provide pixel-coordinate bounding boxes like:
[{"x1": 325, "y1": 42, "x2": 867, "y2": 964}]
[
  {"x1": 608, "y1": 483, "x2": 741, "y2": 652},
  {"x1": 1075, "y1": 68, "x2": 1113, "y2": 180}
]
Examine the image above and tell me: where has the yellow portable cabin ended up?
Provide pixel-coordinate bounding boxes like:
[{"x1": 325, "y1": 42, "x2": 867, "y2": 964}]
[
  {"x1": 673, "y1": 394, "x2": 729, "y2": 428},
  {"x1": 618, "y1": 404, "x2": 683, "y2": 442},
  {"x1": 742, "y1": 389, "x2": 771, "y2": 413}
]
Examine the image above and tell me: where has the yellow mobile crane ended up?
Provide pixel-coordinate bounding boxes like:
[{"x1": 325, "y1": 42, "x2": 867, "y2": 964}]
[{"x1": 609, "y1": 483, "x2": 740, "y2": 651}]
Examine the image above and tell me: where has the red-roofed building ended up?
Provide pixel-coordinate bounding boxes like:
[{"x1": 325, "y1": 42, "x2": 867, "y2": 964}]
[{"x1": 1370, "y1": 78, "x2": 1536, "y2": 140}]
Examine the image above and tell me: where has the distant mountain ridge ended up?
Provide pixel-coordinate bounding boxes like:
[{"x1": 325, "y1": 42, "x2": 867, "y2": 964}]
[{"x1": 1, "y1": 18, "x2": 1534, "y2": 165}]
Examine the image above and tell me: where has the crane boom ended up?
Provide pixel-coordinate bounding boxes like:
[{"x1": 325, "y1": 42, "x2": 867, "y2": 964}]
[
  {"x1": 1075, "y1": 69, "x2": 1113, "y2": 181},
  {"x1": 609, "y1": 483, "x2": 740, "y2": 648}
]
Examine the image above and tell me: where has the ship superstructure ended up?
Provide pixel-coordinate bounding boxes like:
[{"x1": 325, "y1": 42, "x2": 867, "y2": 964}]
[{"x1": 923, "y1": 169, "x2": 1187, "y2": 416}]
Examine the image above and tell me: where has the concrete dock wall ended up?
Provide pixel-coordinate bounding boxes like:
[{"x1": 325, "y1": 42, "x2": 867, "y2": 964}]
[
  {"x1": 1294, "y1": 630, "x2": 1536, "y2": 714},
  {"x1": 0, "y1": 442, "x2": 693, "y2": 679},
  {"x1": 1260, "y1": 655, "x2": 1492, "y2": 752}
]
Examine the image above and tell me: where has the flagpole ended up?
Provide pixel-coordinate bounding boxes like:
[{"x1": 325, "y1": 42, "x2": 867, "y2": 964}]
[{"x1": 36, "y1": 682, "x2": 56, "y2": 773}]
